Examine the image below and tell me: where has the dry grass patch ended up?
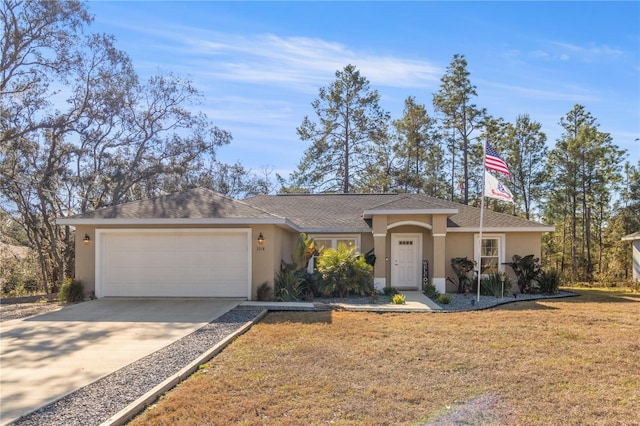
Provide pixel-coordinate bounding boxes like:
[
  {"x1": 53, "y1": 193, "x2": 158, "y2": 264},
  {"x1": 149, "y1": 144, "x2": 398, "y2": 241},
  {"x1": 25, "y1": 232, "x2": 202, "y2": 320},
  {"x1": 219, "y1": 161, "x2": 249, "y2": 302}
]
[{"x1": 131, "y1": 289, "x2": 639, "y2": 425}]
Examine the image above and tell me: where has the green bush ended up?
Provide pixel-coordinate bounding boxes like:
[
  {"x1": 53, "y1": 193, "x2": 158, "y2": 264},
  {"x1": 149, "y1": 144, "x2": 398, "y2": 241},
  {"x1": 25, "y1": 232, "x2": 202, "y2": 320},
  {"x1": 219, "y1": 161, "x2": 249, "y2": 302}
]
[
  {"x1": 506, "y1": 254, "x2": 542, "y2": 294},
  {"x1": 317, "y1": 243, "x2": 373, "y2": 298},
  {"x1": 58, "y1": 278, "x2": 84, "y2": 303},
  {"x1": 423, "y1": 282, "x2": 439, "y2": 299},
  {"x1": 297, "y1": 270, "x2": 322, "y2": 300},
  {"x1": 383, "y1": 286, "x2": 399, "y2": 296},
  {"x1": 392, "y1": 293, "x2": 406, "y2": 304},
  {"x1": 437, "y1": 293, "x2": 452, "y2": 304},
  {"x1": 480, "y1": 272, "x2": 511, "y2": 297},
  {"x1": 538, "y1": 268, "x2": 562, "y2": 294},
  {"x1": 273, "y1": 267, "x2": 303, "y2": 302}
]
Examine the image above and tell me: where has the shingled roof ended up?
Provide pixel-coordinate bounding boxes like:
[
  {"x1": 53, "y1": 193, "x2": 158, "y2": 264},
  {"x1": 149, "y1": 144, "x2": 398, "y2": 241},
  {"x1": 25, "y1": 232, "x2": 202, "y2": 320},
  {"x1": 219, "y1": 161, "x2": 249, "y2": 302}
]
[
  {"x1": 244, "y1": 193, "x2": 553, "y2": 232},
  {"x1": 58, "y1": 188, "x2": 283, "y2": 224},
  {"x1": 58, "y1": 188, "x2": 553, "y2": 232}
]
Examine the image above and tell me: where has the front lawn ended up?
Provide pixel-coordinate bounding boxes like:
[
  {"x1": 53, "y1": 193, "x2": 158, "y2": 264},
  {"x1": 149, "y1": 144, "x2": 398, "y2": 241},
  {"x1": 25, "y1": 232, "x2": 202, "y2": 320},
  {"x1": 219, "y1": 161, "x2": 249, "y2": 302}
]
[{"x1": 131, "y1": 288, "x2": 639, "y2": 425}]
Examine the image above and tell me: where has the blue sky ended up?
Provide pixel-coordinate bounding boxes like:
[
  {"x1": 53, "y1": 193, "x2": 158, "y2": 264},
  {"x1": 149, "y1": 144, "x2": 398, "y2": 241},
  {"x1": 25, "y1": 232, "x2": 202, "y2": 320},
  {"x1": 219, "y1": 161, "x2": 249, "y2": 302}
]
[{"x1": 88, "y1": 1, "x2": 640, "y2": 178}]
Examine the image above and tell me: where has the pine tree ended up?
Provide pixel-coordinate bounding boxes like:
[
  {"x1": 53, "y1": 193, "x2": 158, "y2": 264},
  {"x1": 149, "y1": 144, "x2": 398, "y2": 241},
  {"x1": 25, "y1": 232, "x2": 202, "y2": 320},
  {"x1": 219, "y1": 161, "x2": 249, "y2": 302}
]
[
  {"x1": 433, "y1": 54, "x2": 484, "y2": 204},
  {"x1": 291, "y1": 64, "x2": 390, "y2": 193}
]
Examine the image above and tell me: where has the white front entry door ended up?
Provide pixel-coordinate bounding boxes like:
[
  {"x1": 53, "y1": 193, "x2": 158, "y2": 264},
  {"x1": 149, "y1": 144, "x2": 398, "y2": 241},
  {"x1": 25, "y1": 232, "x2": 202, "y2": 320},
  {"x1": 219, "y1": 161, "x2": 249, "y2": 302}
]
[{"x1": 391, "y1": 233, "x2": 422, "y2": 289}]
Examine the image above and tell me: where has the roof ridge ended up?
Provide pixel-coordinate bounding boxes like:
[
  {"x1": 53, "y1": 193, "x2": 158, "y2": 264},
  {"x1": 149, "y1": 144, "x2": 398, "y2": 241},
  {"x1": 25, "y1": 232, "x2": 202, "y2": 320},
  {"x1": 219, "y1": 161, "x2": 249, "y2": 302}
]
[
  {"x1": 233, "y1": 197, "x2": 285, "y2": 219},
  {"x1": 272, "y1": 192, "x2": 400, "y2": 197},
  {"x1": 63, "y1": 187, "x2": 206, "y2": 218},
  {"x1": 366, "y1": 194, "x2": 411, "y2": 210}
]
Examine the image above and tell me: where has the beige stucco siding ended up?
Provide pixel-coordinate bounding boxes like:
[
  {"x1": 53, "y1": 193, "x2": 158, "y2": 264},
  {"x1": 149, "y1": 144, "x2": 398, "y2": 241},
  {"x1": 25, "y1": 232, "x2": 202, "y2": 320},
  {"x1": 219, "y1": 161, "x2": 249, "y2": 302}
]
[
  {"x1": 443, "y1": 231, "x2": 545, "y2": 293},
  {"x1": 633, "y1": 240, "x2": 640, "y2": 281},
  {"x1": 504, "y1": 232, "x2": 543, "y2": 283},
  {"x1": 72, "y1": 221, "x2": 547, "y2": 298},
  {"x1": 444, "y1": 233, "x2": 474, "y2": 293},
  {"x1": 74, "y1": 225, "x2": 96, "y2": 296}
]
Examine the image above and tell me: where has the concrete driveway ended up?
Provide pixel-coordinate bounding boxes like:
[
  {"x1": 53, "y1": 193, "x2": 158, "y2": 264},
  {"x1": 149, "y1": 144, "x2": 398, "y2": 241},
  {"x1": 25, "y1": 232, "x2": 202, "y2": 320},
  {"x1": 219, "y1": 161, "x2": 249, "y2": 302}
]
[{"x1": 0, "y1": 298, "x2": 241, "y2": 425}]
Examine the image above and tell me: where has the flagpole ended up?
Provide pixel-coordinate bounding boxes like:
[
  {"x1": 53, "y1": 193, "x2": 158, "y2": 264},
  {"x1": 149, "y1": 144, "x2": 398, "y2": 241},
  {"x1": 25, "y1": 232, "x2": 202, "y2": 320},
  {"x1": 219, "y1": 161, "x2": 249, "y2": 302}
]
[{"x1": 477, "y1": 140, "x2": 487, "y2": 303}]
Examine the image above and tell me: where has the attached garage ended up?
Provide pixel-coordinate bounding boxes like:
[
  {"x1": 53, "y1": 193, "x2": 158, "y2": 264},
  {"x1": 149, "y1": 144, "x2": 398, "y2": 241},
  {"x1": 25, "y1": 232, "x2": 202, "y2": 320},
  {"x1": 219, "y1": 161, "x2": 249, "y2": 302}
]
[{"x1": 95, "y1": 229, "x2": 251, "y2": 298}]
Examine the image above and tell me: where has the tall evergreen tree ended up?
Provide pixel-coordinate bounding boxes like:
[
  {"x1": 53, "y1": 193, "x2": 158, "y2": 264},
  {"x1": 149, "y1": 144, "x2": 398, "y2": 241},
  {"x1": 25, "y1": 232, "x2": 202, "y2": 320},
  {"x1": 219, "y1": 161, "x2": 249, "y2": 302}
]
[
  {"x1": 503, "y1": 114, "x2": 548, "y2": 220},
  {"x1": 545, "y1": 104, "x2": 625, "y2": 282},
  {"x1": 291, "y1": 64, "x2": 390, "y2": 193},
  {"x1": 432, "y1": 54, "x2": 484, "y2": 204},
  {"x1": 391, "y1": 96, "x2": 447, "y2": 196}
]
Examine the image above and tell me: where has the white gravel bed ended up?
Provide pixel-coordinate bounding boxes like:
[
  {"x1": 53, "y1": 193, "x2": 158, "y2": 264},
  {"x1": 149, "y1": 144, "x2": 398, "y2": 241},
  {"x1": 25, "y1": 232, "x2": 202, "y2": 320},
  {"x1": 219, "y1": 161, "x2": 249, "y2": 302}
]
[
  {"x1": 433, "y1": 291, "x2": 578, "y2": 312},
  {"x1": 12, "y1": 308, "x2": 264, "y2": 426}
]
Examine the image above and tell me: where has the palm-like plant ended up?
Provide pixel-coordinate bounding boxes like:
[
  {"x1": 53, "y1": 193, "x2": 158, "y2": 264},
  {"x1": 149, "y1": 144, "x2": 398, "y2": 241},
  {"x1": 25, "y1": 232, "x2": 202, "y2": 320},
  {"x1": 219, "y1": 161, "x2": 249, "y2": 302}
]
[{"x1": 505, "y1": 254, "x2": 542, "y2": 294}]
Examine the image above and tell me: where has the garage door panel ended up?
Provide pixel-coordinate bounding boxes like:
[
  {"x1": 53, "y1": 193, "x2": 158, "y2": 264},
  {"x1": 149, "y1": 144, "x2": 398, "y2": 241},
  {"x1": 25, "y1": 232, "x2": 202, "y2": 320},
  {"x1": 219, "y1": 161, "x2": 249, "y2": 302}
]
[{"x1": 99, "y1": 230, "x2": 249, "y2": 298}]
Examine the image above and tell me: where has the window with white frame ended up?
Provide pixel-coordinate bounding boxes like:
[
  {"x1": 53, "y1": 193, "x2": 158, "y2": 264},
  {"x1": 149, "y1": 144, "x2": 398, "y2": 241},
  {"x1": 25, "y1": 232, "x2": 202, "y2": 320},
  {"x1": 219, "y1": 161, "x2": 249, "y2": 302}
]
[
  {"x1": 307, "y1": 235, "x2": 360, "y2": 272},
  {"x1": 311, "y1": 235, "x2": 360, "y2": 253},
  {"x1": 474, "y1": 234, "x2": 505, "y2": 276}
]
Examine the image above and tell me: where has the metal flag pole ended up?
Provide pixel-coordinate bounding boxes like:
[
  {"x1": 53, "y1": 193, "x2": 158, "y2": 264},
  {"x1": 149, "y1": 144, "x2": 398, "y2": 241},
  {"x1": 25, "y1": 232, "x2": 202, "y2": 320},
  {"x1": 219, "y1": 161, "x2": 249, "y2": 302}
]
[{"x1": 477, "y1": 140, "x2": 487, "y2": 303}]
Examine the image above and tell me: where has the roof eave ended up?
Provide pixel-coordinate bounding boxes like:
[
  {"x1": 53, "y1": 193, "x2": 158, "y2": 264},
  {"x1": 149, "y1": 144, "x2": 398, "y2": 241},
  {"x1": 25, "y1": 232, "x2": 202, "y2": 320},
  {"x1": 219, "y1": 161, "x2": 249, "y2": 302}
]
[
  {"x1": 447, "y1": 226, "x2": 555, "y2": 233},
  {"x1": 299, "y1": 227, "x2": 373, "y2": 234},
  {"x1": 363, "y1": 208, "x2": 458, "y2": 218},
  {"x1": 56, "y1": 217, "x2": 299, "y2": 229}
]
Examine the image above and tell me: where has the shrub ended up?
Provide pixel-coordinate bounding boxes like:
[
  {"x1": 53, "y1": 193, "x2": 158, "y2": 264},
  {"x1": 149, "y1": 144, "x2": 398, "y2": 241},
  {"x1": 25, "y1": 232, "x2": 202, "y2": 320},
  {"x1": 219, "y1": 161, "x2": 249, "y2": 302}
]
[
  {"x1": 273, "y1": 267, "x2": 303, "y2": 302},
  {"x1": 423, "y1": 282, "x2": 440, "y2": 299},
  {"x1": 256, "y1": 281, "x2": 273, "y2": 301},
  {"x1": 297, "y1": 270, "x2": 322, "y2": 301},
  {"x1": 506, "y1": 254, "x2": 542, "y2": 294},
  {"x1": 448, "y1": 257, "x2": 476, "y2": 293},
  {"x1": 538, "y1": 268, "x2": 562, "y2": 294},
  {"x1": 392, "y1": 293, "x2": 406, "y2": 304},
  {"x1": 383, "y1": 286, "x2": 399, "y2": 296},
  {"x1": 437, "y1": 294, "x2": 452, "y2": 304},
  {"x1": 317, "y1": 243, "x2": 373, "y2": 298},
  {"x1": 58, "y1": 278, "x2": 84, "y2": 303},
  {"x1": 480, "y1": 272, "x2": 511, "y2": 297}
]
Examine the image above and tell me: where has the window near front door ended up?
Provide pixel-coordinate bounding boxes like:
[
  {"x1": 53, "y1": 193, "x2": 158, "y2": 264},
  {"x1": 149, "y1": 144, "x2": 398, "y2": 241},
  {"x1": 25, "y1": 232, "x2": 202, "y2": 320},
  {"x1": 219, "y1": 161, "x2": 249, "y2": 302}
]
[
  {"x1": 312, "y1": 236, "x2": 359, "y2": 252},
  {"x1": 474, "y1": 234, "x2": 505, "y2": 276},
  {"x1": 308, "y1": 235, "x2": 360, "y2": 272},
  {"x1": 480, "y1": 238, "x2": 499, "y2": 275}
]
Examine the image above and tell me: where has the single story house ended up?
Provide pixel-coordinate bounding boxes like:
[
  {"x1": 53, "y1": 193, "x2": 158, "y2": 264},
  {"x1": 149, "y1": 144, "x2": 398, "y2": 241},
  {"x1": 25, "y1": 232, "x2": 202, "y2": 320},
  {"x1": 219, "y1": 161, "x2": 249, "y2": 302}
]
[
  {"x1": 622, "y1": 231, "x2": 640, "y2": 281},
  {"x1": 57, "y1": 188, "x2": 554, "y2": 299}
]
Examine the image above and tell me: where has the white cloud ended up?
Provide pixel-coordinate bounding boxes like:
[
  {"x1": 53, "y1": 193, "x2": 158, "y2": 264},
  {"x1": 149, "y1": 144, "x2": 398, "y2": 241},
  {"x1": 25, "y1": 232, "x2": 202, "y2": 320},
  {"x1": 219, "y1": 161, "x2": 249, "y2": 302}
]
[
  {"x1": 481, "y1": 80, "x2": 600, "y2": 103},
  {"x1": 549, "y1": 41, "x2": 624, "y2": 62},
  {"x1": 126, "y1": 25, "x2": 442, "y2": 91}
]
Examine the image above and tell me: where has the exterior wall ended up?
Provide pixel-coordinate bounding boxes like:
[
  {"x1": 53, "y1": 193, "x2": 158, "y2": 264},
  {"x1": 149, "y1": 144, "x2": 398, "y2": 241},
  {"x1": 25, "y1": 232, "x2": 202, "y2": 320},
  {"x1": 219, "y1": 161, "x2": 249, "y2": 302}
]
[
  {"x1": 633, "y1": 241, "x2": 640, "y2": 281},
  {"x1": 504, "y1": 232, "x2": 543, "y2": 284},
  {"x1": 74, "y1": 225, "x2": 96, "y2": 296},
  {"x1": 70, "y1": 220, "x2": 547, "y2": 298},
  {"x1": 444, "y1": 233, "x2": 474, "y2": 293},
  {"x1": 443, "y1": 231, "x2": 545, "y2": 293},
  {"x1": 250, "y1": 224, "x2": 283, "y2": 300},
  {"x1": 360, "y1": 232, "x2": 374, "y2": 254}
]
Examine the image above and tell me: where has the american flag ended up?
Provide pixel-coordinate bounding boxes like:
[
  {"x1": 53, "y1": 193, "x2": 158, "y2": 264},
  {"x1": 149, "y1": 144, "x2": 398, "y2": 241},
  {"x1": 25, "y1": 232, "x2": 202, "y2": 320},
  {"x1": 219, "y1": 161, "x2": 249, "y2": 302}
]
[{"x1": 485, "y1": 142, "x2": 510, "y2": 176}]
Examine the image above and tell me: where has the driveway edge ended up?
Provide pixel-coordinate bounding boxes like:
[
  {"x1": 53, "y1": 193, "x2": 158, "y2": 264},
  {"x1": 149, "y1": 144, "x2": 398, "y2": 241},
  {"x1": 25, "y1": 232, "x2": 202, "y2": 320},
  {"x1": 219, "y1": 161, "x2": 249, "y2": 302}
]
[{"x1": 98, "y1": 309, "x2": 268, "y2": 426}]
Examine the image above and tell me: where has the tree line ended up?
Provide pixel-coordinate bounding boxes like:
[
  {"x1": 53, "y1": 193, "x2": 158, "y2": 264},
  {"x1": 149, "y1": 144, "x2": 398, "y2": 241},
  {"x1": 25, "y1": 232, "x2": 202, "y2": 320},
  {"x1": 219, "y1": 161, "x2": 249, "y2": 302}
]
[
  {"x1": 279, "y1": 61, "x2": 638, "y2": 284},
  {"x1": 1, "y1": 0, "x2": 638, "y2": 293}
]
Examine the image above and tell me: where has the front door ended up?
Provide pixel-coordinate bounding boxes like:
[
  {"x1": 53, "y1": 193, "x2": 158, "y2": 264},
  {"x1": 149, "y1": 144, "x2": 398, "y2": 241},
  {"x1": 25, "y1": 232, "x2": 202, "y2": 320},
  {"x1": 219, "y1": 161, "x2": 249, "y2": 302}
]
[{"x1": 391, "y1": 233, "x2": 422, "y2": 289}]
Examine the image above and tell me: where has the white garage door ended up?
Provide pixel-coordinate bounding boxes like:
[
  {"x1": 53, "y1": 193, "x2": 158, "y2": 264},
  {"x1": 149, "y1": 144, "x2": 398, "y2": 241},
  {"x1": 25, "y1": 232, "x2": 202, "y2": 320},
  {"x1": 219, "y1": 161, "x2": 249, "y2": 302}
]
[{"x1": 97, "y1": 229, "x2": 250, "y2": 298}]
